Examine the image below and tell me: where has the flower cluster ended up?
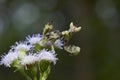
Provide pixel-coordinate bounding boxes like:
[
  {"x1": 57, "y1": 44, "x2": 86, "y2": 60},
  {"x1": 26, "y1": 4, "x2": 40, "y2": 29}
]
[
  {"x1": 0, "y1": 22, "x2": 81, "y2": 80},
  {"x1": 0, "y1": 34, "x2": 58, "y2": 68}
]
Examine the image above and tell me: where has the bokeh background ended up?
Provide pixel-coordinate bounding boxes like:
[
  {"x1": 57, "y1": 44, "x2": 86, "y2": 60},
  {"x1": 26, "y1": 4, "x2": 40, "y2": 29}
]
[{"x1": 0, "y1": 0, "x2": 120, "y2": 80}]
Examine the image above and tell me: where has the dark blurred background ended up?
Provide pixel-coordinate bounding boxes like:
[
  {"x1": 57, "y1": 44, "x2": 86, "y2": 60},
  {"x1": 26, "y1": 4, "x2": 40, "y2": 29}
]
[{"x1": 0, "y1": 0, "x2": 120, "y2": 80}]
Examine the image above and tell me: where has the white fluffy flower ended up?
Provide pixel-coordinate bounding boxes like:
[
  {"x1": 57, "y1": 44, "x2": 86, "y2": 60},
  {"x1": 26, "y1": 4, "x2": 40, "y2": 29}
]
[
  {"x1": 0, "y1": 51, "x2": 18, "y2": 67},
  {"x1": 54, "y1": 39, "x2": 63, "y2": 49},
  {"x1": 26, "y1": 34, "x2": 42, "y2": 44},
  {"x1": 37, "y1": 49, "x2": 58, "y2": 65},
  {"x1": 21, "y1": 54, "x2": 38, "y2": 66},
  {"x1": 11, "y1": 42, "x2": 32, "y2": 51}
]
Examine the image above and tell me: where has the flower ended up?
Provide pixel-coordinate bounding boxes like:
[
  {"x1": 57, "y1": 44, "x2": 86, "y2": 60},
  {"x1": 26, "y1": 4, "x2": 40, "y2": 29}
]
[
  {"x1": 0, "y1": 51, "x2": 18, "y2": 67},
  {"x1": 11, "y1": 41, "x2": 32, "y2": 52},
  {"x1": 21, "y1": 53, "x2": 38, "y2": 66},
  {"x1": 54, "y1": 39, "x2": 63, "y2": 49},
  {"x1": 26, "y1": 34, "x2": 42, "y2": 45},
  {"x1": 37, "y1": 49, "x2": 58, "y2": 65}
]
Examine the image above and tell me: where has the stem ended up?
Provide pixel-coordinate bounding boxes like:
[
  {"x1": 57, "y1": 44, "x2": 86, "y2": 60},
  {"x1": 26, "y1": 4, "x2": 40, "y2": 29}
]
[
  {"x1": 39, "y1": 73, "x2": 46, "y2": 80},
  {"x1": 39, "y1": 65, "x2": 50, "y2": 80},
  {"x1": 19, "y1": 68, "x2": 30, "y2": 80},
  {"x1": 51, "y1": 45, "x2": 55, "y2": 52},
  {"x1": 37, "y1": 64, "x2": 40, "y2": 80},
  {"x1": 24, "y1": 66, "x2": 38, "y2": 80},
  {"x1": 33, "y1": 77, "x2": 37, "y2": 80},
  {"x1": 40, "y1": 73, "x2": 43, "y2": 80}
]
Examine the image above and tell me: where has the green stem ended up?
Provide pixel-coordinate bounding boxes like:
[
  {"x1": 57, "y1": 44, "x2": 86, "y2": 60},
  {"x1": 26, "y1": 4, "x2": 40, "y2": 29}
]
[
  {"x1": 33, "y1": 77, "x2": 37, "y2": 80},
  {"x1": 39, "y1": 65, "x2": 51, "y2": 80},
  {"x1": 51, "y1": 45, "x2": 55, "y2": 52},
  {"x1": 40, "y1": 73, "x2": 46, "y2": 80},
  {"x1": 40, "y1": 73, "x2": 43, "y2": 80},
  {"x1": 19, "y1": 68, "x2": 30, "y2": 80}
]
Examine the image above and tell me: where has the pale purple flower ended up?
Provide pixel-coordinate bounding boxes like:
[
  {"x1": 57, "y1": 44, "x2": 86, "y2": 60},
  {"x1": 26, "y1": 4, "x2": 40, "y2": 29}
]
[
  {"x1": 11, "y1": 41, "x2": 32, "y2": 51},
  {"x1": 21, "y1": 53, "x2": 38, "y2": 66},
  {"x1": 26, "y1": 34, "x2": 42, "y2": 44},
  {"x1": 54, "y1": 39, "x2": 63, "y2": 49},
  {"x1": 37, "y1": 49, "x2": 58, "y2": 65},
  {"x1": 0, "y1": 51, "x2": 18, "y2": 67}
]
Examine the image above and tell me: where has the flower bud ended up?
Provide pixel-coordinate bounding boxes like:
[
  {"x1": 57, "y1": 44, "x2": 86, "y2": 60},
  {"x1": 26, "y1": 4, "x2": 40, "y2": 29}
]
[
  {"x1": 64, "y1": 45, "x2": 80, "y2": 55},
  {"x1": 69, "y1": 22, "x2": 81, "y2": 33},
  {"x1": 43, "y1": 23, "x2": 53, "y2": 35}
]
